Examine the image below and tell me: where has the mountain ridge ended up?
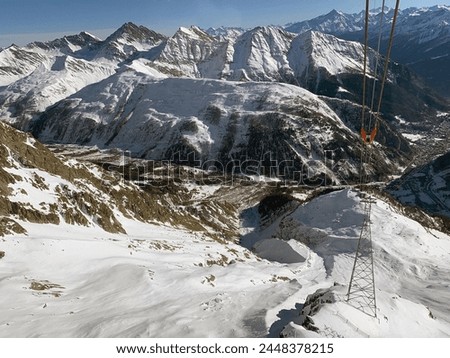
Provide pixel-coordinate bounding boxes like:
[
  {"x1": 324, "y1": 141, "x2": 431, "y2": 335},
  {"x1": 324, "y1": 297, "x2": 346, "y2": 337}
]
[{"x1": 284, "y1": 5, "x2": 450, "y2": 97}]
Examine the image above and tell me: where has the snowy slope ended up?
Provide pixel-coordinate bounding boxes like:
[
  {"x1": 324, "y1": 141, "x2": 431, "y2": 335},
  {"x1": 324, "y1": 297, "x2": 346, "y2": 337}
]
[
  {"x1": 152, "y1": 26, "x2": 219, "y2": 78},
  {"x1": 0, "y1": 45, "x2": 51, "y2": 86},
  {"x1": 0, "y1": 216, "x2": 304, "y2": 338},
  {"x1": 2, "y1": 143, "x2": 449, "y2": 338},
  {"x1": 226, "y1": 26, "x2": 295, "y2": 82},
  {"x1": 288, "y1": 30, "x2": 378, "y2": 89},
  {"x1": 0, "y1": 56, "x2": 115, "y2": 130},
  {"x1": 242, "y1": 189, "x2": 450, "y2": 337}
]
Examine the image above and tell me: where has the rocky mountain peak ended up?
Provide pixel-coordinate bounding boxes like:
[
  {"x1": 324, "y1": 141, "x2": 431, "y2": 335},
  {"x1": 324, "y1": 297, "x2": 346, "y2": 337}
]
[
  {"x1": 236, "y1": 25, "x2": 294, "y2": 50},
  {"x1": 89, "y1": 22, "x2": 166, "y2": 61},
  {"x1": 106, "y1": 22, "x2": 167, "y2": 44},
  {"x1": 327, "y1": 9, "x2": 343, "y2": 17},
  {"x1": 173, "y1": 26, "x2": 214, "y2": 42}
]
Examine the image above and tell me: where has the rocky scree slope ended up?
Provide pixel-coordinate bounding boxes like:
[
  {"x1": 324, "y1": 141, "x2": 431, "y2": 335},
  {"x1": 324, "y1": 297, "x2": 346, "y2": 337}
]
[{"x1": 0, "y1": 121, "x2": 238, "y2": 237}]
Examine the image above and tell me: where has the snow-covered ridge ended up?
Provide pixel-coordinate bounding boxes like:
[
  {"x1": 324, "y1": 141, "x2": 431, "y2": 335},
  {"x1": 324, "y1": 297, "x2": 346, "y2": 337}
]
[
  {"x1": 0, "y1": 55, "x2": 116, "y2": 129},
  {"x1": 206, "y1": 26, "x2": 247, "y2": 40},
  {"x1": 30, "y1": 67, "x2": 410, "y2": 183},
  {"x1": 284, "y1": 5, "x2": 450, "y2": 38},
  {"x1": 285, "y1": 9, "x2": 364, "y2": 35},
  {"x1": 0, "y1": 45, "x2": 51, "y2": 86}
]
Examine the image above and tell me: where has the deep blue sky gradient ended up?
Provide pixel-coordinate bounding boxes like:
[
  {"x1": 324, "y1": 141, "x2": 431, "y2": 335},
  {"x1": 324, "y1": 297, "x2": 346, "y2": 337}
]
[{"x1": 0, "y1": 0, "x2": 446, "y2": 47}]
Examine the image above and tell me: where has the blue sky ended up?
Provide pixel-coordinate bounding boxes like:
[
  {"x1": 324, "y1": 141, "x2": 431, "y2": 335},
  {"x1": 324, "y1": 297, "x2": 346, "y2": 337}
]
[{"x1": 0, "y1": 0, "x2": 446, "y2": 47}]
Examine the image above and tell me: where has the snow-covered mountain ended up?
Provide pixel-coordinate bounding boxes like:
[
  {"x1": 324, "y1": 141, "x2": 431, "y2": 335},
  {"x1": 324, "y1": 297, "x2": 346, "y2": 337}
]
[
  {"x1": 1, "y1": 6, "x2": 450, "y2": 339},
  {"x1": 0, "y1": 45, "x2": 51, "y2": 86},
  {"x1": 152, "y1": 26, "x2": 219, "y2": 78},
  {"x1": 285, "y1": 9, "x2": 366, "y2": 35},
  {"x1": 285, "y1": 5, "x2": 450, "y2": 97},
  {"x1": 30, "y1": 65, "x2": 413, "y2": 184},
  {"x1": 2, "y1": 21, "x2": 446, "y2": 138},
  {"x1": 0, "y1": 23, "x2": 167, "y2": 87},
  {"x1": 1, "y1": 22, "x2": 445, "y2": 177},
  {"x1": 285, "y1": 6, "x2": 450, "y2": 43},
  {"x1": 25, "y1": 22, "x2": 167, "y2": 62},
  {"x1": 225, "y1": 26, "x2": 295, "y2": 82},
  {"x1": 92, "y1": 22, "x2": 167, "y2": 61},
  {"x1": 25, "y1": 31, "x2": 102, "y2": 57},
  {"x1": 0, "y1": 23, "x2": 168, "y2": 131},
  {"x1": 206, "y1": 26, "x2": 246, "y2": 40},
  {"x1": 0, "y1": 56, "x2": 115, "y2": 130}
]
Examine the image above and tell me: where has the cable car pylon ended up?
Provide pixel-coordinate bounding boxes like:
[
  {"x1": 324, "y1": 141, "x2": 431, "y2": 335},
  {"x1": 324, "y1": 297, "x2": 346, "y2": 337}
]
[
  {"x1": 346, "y1": 191, "x2": 377, "y2": 317},
  {"x1": 346, "y1": 0, "x2": 400, "y2": 318}
]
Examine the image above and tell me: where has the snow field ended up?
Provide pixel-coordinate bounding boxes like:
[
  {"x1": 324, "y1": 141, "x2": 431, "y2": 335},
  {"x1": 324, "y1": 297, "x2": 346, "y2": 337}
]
[{"x1": 243, "y1": 189, "x2": 450, "y2": 337}]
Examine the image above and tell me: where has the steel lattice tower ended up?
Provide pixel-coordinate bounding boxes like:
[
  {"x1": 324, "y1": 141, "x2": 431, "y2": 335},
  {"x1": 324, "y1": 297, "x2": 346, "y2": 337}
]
[
  {"x1": 345, "y1": 0, "x2": 401, "y2": 319},
  {"x1": 346, "y1": 193, "x2": 377, "y2": 317}
]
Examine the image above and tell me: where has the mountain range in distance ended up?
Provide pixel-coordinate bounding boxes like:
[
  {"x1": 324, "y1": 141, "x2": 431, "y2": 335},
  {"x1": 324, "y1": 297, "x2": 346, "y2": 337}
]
[
  {"x1": 286, "y1": 5, "x2": 450, "y2": 97},
  {"x1": 1, "y1": 6, "x2": 449, "y2": 184}
]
